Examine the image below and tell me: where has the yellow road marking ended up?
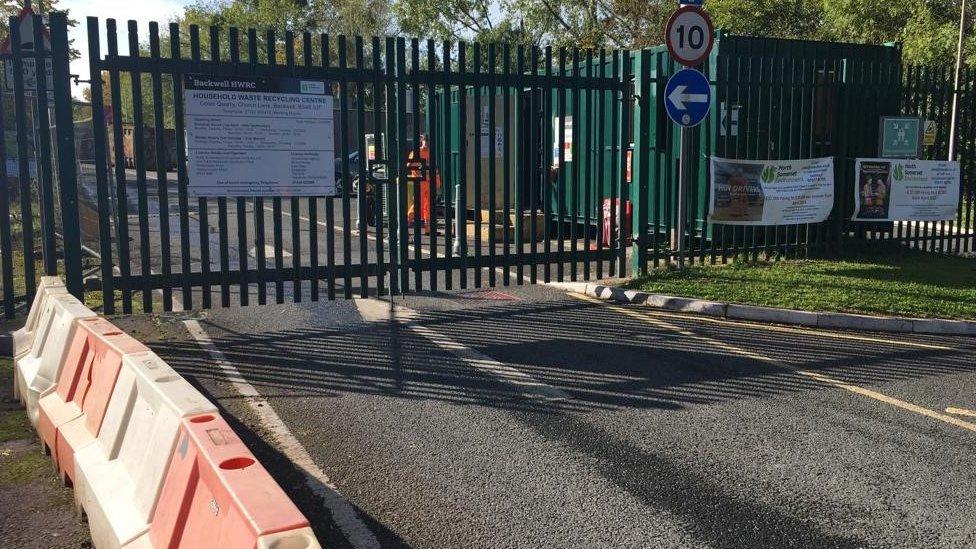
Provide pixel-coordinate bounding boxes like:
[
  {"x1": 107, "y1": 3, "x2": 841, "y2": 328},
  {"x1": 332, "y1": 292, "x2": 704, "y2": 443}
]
[
  {"x1": 571, "y1": 293, "x2": 976, "y2": 434},
  {"x1": 945, "y1": 407, "x2": 976, "y2": 418},
  {"x1": 633, "y1": 308, "x2": 955, "y2": 351}
]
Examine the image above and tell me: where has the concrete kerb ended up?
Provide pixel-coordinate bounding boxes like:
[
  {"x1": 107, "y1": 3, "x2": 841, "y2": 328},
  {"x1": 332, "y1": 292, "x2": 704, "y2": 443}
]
[{"x1": 550, "y1": 281, "x2": 976, "y2": 336}]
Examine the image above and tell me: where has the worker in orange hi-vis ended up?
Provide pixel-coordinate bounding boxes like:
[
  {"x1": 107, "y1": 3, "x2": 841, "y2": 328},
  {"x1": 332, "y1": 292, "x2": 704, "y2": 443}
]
[{"x1": 406, "y1": 134, "x2": 440, "y2": 235}]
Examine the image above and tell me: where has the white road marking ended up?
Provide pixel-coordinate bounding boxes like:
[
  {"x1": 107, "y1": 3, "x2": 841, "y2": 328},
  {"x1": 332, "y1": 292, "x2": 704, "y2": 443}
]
[
  {"x1": 250, "y1": 244, "x2": 293, "y2": 259},
  {"x1": 159, "y1": 281, "x2": 379, "y2": 549},
  {"x1": 353, "y1": 294, "x2": 567, "y2": 401},
  {"x1": 183, "y1": 317, "x2": 381, "y2": 549},
  {"x1": 406, "y1": 321, "x2": 568, "y2": 402},
  {"x1": 945, "y1": 407, "x2": 976, "y2": 418},
  {"x1": 571, "y1": 293, "x2": 976, "y2": 434}
]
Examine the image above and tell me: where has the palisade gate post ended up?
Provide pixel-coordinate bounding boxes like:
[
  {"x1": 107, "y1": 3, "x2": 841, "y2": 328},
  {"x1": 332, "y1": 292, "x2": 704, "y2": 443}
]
[
  {"x1": 4, "y1": 11, "x2": 82, "y2": 300},
  {"x1": 48, "y1": 12, "x2": 82, "y2": 298}
]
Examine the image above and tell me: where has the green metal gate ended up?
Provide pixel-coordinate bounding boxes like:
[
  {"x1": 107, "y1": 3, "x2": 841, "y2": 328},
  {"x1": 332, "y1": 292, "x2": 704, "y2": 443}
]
[{"x1": 79, "y1": 17, "x2": 631, "y2": 314}]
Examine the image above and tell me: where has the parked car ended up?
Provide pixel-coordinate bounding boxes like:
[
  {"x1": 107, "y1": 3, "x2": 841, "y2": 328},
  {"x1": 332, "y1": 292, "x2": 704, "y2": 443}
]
[{"x1": 334, "y1": 151, "x2": 361, "y2": 196}]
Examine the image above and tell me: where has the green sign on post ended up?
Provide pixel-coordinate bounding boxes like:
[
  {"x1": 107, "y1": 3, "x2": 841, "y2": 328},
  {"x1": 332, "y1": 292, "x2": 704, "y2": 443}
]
[{"x1": 878, "y1": 117, "x2": 923, "y2": 159}]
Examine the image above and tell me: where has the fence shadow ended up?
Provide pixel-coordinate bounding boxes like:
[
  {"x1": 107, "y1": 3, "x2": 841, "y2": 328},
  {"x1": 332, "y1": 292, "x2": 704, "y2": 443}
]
[{"x1": 151, "y1": 297, "x2": 976, "y2": 417}]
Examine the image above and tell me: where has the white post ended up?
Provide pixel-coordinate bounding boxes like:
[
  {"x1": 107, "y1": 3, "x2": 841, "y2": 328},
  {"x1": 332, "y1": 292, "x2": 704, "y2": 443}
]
[
  {"x1": 949, "y1": 0, "x2": 968, "y2": 161},
  {"x1": 452, "y1": 183, "x2": 461, "y2": 255}
]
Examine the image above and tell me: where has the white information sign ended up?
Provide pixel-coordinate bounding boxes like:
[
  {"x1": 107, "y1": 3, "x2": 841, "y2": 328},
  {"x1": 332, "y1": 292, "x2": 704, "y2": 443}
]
[
  {"x1": 551, "y1": 116, "x2": 574, "y2": 166},
  {"x1": 719, "y1": 102, "x2": 740, "y2": 137},
  {"x1": 480, "y1": 105, "x2": 490, "y2": 156},
  {"x1": 184, "y1": 75, "x2": 336, "y2": 197},
  {"x1": 852, "y1": 158, "x2": 960, "y2": 221},
  {"x1": 3, "y1": 57, "x2": 53, "y2": 93},
  {"x1": 709, "y1": 157, "x2": 835, "y2": 225}
]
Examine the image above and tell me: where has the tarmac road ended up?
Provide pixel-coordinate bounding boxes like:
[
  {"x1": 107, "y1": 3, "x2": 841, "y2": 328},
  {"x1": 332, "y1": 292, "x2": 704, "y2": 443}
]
[{"x1": 116, "y1": 283, "x2": 976, "y2": 549}]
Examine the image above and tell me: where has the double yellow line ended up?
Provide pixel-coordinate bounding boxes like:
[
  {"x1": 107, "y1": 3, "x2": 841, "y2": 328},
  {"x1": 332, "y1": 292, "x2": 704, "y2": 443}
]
[{"x1": 570, "y1": 293, "x2": 976, "y2": 434}]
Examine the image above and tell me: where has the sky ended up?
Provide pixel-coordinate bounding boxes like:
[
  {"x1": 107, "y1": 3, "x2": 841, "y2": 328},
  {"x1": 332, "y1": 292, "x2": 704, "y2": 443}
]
[{"x1": 60, "y1": 0, "x2": 193, "y2": 97}]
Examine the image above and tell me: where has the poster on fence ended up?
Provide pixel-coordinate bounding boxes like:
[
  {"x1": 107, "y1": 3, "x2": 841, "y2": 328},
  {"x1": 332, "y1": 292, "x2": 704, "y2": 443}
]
[
  {"x1": 852, "y1": 158, "x2": 960, "y2": 221},
  {"x1": 184, "y1": 74, "x2": 336, "y2": 197},
  {"x1": 708, "y1": 157, "x2": 835, "y2": 225}
]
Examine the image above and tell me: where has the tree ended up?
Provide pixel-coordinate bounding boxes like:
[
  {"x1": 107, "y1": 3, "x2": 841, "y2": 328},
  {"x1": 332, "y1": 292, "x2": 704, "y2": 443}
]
[
  {"x1": 820, "y1": 0, "x2": 973, "y2": 66},
  {"x1": 172, "y1": 0, "x2": 393, "y2": 65},
  {"x1": 706, "y1": 0, "x2": 973, "y2": 66},
  {"x1": 180, "y1": 0, "x2": 392, "y2": 41},
  {"x1": 391, "y1": 0, "x2": 974, "y2": 66},
  {"x1": 706, "y1": 0, "x2": 824, "y2": 41},
  {"x1": 393, "y1": 0, "x2": 673, "y2": 49}
]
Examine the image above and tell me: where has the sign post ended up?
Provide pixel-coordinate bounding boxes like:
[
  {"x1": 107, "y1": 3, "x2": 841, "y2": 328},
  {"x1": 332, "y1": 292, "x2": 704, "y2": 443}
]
[
  {"x1": 664, "y1": 69, "x2": 711, "y2": 267},
  {"x1": 664, "y1": 3, "x2": 713, "y2": 268}
]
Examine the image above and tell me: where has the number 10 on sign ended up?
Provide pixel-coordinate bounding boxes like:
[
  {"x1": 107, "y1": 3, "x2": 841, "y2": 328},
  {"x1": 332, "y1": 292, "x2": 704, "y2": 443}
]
[{"x1": 665, "y1": 6, "x2": 715, "y2": 67}]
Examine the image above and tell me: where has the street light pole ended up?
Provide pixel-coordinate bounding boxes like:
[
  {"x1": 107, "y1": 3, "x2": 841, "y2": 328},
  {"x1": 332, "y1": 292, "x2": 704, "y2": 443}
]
[{"x1": 949, "y1": 0, "x2": 968, "y2": 161}]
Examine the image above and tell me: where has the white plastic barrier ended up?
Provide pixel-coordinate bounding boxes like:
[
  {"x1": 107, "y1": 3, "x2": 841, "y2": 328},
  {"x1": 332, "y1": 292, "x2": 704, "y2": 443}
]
[
  {"x1": 12, "y1": 276, "x2": 69, "y2": 360},
  {"x1": 257, "y1": 526, "x2": 322, "y2": 548},
  {"x1": 13, "y1": 291, "x2": 96, "y2": 425},
  {"x1": 73, "y1": 351, "x2": 218, "y2": 549}
]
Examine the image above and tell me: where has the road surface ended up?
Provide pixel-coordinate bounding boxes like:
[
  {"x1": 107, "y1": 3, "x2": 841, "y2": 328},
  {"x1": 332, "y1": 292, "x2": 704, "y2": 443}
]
[{"x1": 114, "y1": 283, "x2": 976, "y2": 549}]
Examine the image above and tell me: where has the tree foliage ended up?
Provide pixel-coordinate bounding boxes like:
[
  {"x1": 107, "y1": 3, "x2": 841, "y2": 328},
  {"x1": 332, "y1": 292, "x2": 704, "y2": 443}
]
[
  {"x1": 708, "y1": 0, "x2": 972, "y2": 66},
  {"x1": 392, "y1": 0, "x2": 973, "y2": 65},
  {"x1": 180, "y1": 0, "x2": 392, "y2": 40},
  {"x1": 67, "y1": 0, "x2": 974, "y2": 119},
  {"x1": 393, "y1": 0, "x2": 673, "y2": 49}
]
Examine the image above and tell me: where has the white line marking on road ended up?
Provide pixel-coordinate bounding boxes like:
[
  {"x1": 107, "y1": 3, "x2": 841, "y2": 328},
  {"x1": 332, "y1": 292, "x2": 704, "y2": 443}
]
[
  {"x1": 164, "y1": 279, "x2": 377, "y2": 548},
  {"x1": 945, "y1": 407, "x2": 976, "y2": 418},
  {"x1": 183, "y1": 318, "x2": 381, "y2": 549},
  {"x1": 571, "y1": 293, "x2": 976, "y2": 434},
  {"x1": 406, "y1": 321, "x2": 568, "y2": 401}
]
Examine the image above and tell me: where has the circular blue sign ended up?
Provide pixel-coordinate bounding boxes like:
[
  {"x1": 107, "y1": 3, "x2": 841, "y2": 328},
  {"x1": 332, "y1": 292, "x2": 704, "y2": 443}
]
[{"x1": 664, "y1": 69, "x2": 711, "y2": 127}]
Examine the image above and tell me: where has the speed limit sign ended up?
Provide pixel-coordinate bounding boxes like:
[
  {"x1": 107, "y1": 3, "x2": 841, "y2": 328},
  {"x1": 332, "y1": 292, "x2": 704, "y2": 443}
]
[{"x1": 665, "y1": 6, "x2": 715, "y2": 67}]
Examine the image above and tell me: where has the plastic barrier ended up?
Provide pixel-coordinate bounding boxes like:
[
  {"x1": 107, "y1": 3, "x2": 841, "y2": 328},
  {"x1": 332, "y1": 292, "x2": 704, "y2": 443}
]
[
  {"x1": 128, "y1": 413, "x2": 319, "y2": 549},
  {"x1": 74, "y1": 351, "x2": 218, "y2": 549},
  {"x1": 11, "y1": 278, "x2": 322, "y2": 548},
  {"x1": 37, "y1": 317, "x2": 149, "y2": 484},
  {"x1": 12, "y1": 276, "x2": 69, "y2": 359},
  {"x1": 14, "y1": 292, "x2": 97, "y2": 425}
]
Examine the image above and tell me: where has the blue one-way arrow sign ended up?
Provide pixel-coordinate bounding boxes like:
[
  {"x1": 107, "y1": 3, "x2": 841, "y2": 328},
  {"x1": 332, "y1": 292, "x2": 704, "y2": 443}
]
[{"x1": 665, "y1": 69, "x2": 711, "y2": 127}]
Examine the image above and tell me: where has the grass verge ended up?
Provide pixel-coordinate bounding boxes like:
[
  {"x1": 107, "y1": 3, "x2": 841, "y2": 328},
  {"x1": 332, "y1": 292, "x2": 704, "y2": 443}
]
[
  {"x1": 625, "y1": 244, "x2": 976, "y2": 320},
  {"x1": 0, "y1": 358, "x2": 30, "y2": 443}
]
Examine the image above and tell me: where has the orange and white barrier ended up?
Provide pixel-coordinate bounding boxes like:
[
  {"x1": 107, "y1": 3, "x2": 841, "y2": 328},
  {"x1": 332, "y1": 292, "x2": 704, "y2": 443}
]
[
  {"x1": 37, "y1": 317, "x2": 149, "y2": 484},
  {"x1": 130, "y1": 413, "x2": 319, "y2": 548},
  {"x1": 14, "y1": 289, "x2": 96, "y2": 425},
  {"x1": 10, "y1": 276, "x2": 321, "y2": 549},
  {"x1": 12, "y1": 276, "x2": 70, "y2": 359},
  {"x1": 74, "y1": 351, "x2": 218, "y2": 549}
]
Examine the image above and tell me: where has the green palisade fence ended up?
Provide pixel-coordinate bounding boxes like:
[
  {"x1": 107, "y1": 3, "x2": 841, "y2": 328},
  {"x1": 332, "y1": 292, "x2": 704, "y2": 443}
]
[
  {"x1": 0, "y1": 17, "x2": 973, "y2": 317},
  {"x1": 0, "y1": 12, "x2": 82, "y2": 317}
]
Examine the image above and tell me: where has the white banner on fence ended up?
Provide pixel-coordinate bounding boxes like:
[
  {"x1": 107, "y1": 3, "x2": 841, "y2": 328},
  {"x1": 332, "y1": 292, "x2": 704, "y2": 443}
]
[
  {"x1": 184, "y1": 74, "x2": 336, "y2": 197},
  {"x1": 708, "y1": 157, "x2": 834, "y2": 225},
  {"x1": 852, "y1": 158, "x2": 960, "y2": 222}
]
